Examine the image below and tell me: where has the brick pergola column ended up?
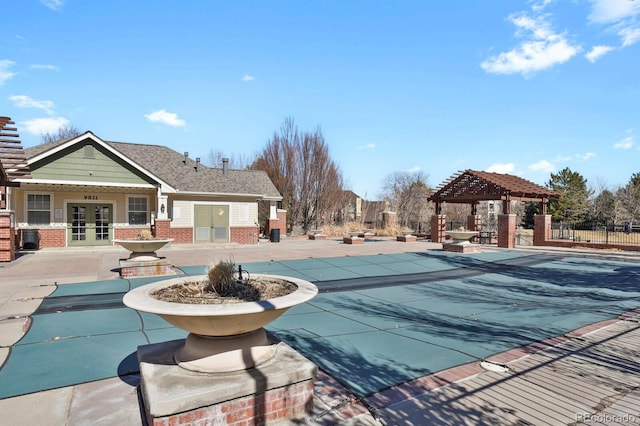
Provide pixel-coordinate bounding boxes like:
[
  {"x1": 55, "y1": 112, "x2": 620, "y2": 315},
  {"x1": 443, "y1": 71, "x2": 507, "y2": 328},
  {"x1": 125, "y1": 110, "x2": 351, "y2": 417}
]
[
  {"x1": 382, "y1": 211, "x2": 397, "y2": 229},
  {"x1": 534, "y1": 214, "x2": 552, "y2": 246},
  {"x1": 497, "y1": 214, "x2": 516, "y2": 248},
  {"x1": 430, "y1": 214, "x2": 446, "y2": 243},
  {"x1": 0, "y1": 211, "x2": 15, "y2": 262}
]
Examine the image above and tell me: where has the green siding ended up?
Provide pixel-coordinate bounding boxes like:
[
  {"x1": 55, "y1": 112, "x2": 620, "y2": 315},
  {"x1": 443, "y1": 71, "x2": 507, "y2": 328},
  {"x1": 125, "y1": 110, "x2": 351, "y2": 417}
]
[{"x1": 31, "y1": 141, "x2": 154, "y2": 185}]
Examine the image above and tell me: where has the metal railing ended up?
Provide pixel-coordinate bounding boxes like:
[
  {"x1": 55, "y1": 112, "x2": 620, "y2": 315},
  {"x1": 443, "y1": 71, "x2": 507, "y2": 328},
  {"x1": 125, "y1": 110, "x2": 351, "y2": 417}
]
[{"x1": 551, "y1": 221, "x2": 640, "y2": 246}]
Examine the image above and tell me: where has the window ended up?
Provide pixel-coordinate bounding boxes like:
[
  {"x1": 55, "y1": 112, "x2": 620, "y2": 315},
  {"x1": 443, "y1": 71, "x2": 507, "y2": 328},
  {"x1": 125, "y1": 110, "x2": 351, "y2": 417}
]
[
  {"x1": 27, "y1": 194, "x2": 51, "y2": 225},
  {"x1": 128, "y1": 197, "x2": 148, "y2": 225}
]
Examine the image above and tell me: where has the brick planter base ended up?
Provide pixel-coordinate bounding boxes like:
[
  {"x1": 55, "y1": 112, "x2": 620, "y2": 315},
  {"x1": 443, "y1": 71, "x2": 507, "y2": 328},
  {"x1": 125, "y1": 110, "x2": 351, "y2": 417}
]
[
  {"x1": 443, "y1": 243, "x2": 482, "y2": 253},
  {"x1": 119, "y1": 258, "x2": 178, "y2": 277},
  {"x1": 138, "y1": 339, "x2": 317, "y2": 426},
  {"x1": 343, "y1": 237, "x2": 364, "y2": 245}
]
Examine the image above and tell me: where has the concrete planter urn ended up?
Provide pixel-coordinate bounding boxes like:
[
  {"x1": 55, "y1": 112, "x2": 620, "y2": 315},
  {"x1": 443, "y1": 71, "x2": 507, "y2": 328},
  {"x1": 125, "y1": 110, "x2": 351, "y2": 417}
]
[
  {"x1": 113, "y1": 238, "x2": 173, "y2": 260},
  {"x1": 445, "y1": 229, "x2": 479, "y2": 245},
  {"x1": 123, "y1": 274, "x2": 318, "y2": 373}
]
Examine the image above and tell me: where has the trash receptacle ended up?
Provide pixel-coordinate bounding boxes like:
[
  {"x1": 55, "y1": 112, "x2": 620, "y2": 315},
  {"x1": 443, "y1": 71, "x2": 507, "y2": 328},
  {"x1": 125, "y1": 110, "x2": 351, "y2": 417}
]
[
  {"x1": 269, "y1": 228, "x2": 280, "y2": 243},
  {"x1": 23, "y1": 229, "x2": 39, "y2": 249}
]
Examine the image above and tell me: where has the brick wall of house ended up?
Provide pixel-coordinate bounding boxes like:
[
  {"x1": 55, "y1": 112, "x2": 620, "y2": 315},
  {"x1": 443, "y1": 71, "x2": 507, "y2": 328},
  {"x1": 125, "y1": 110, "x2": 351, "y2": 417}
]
[
  {"x1": 114, "y1": 227, "x2": 150, "y2": 240},
  {"x1": 267, "y1": 210, "x2": 287, "y2": 236},
  {"x1": 153, "y1": 220, "x2": 171, "y2": 239},
  {"x1": 34, "y1": 228, "x2": 66, "y2": 248},
  {"x1": 169, "y1": 227, "x2": 193, "y2": 243},
  {"x1": 230, "y1": 226, "x2": 260, "y2": 244}
]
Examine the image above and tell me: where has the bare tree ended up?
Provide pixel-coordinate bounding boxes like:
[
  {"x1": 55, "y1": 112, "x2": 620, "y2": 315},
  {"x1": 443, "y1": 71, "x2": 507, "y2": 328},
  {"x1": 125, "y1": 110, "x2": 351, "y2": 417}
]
[
  {"x1": 251, "y1": 118, "x2": 344, "y2": 233},
  {"x1": 41, "y1": 125, "x2": 81, "y2": 144},
  {"x1": 206, "y1": 149, "x2": 254, "y2": 170},
  {"x1": 616, "y1": 180, "x2": 640, "y2": 225},
  {"x1": 380, "y1": 171, "x2": 433, "y2": 230},
  {"x1": 443, "y1": 203, "x2": 470, "y2": 227}
]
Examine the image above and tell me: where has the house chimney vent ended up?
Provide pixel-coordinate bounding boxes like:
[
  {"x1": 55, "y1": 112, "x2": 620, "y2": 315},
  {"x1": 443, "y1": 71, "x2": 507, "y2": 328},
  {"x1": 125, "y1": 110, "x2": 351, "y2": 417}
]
[
  {"x1": 222, "y1": 157, "x2": 229, "y2": 175},
  {"x1": 195, "y1": 157, "x2": 200, "y2": 172},
  {"x1": 183, "y1": 152, "x2": 188, "y2": 164}
]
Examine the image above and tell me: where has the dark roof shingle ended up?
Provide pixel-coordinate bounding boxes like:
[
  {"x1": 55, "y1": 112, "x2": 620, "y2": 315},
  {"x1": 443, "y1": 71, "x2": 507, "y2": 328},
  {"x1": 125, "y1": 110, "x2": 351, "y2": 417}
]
[{"x1": 24, "y1": 133, "x2": 281, "y2": 199}]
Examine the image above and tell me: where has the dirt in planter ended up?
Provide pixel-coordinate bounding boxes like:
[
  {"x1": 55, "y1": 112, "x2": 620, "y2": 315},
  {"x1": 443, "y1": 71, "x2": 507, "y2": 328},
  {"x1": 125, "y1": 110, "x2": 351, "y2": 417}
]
[{"x1": 151, "y1": 277, "x2": 298, "y2": 304}]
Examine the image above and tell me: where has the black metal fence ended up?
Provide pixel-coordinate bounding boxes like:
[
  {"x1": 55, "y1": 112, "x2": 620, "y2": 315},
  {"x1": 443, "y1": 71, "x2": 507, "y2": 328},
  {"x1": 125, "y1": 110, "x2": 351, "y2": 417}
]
[{"x1": 551, "y1": 220, "x2": 640, "y2": 246}]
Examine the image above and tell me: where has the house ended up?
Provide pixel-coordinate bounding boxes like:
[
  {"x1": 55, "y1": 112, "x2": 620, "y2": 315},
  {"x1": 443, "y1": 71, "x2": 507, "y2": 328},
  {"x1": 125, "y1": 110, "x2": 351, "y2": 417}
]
[{"x1": 7, "y1": 131, "x2": 283, "y2": 248}]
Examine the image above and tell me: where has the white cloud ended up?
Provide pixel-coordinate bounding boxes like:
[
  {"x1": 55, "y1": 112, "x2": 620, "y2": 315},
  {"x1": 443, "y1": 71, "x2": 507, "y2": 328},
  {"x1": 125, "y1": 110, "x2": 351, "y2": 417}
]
[
  {"x1": 481, "y1": 12, "x2": 580, "y2": 76},
  {"x1": 553, "y1": 154, "x2": 572, "y2": 162},
  {"x1": 403, "y1": 166, "x2": 421, "y2": 173},
  {"x1": 22, "y1": 117, "x2": 69, "y2": 135},
  {"x1": 485, "y1": 163, "x2": 515, "y2": 174},
  {"x1": 30, "y1": 64, "x2": 60, "y2": 71},
  {"x1": 241, "y1": 74, "x2": 255, "y2": 82},
  {"x1": 529, "y1": 160, "x2": 555, "y2": 173},
  {"x1": 588, "y1": 0, "x2": 640, "y2": 48},
  {"x1": 357, "y1": 143, "x2": 376, "y2": 150},
  {"x1": 531, "y1": 0, "x2": 555, "y2": 13},
  {"x1": 614, "y1": 135, "x2": 634, "y2": 149},
  {"x1": 588, "y1": 0, "x2": 640, "y2": 24},
  {"x1": 619, "y1": 27, "x2": 640, "y2": 47},
  {"x1": 585, "y1": 45, "x2": 615, "y2": 62},
  {"x1": 0, "y1": 60, "x2": 16, "y2": 85},
  {"x1": 9, "y1": 95, "x2": 55, "y2": 114},
  {"x1": 40, "y1": 0, "x2": 64, "y2": 11},
  {"x1": 144, "y1": 109, "x2": 186, "y2": 127},
  {"x1": 576, "y1": 152, "x2": 596, "y2": 161}
]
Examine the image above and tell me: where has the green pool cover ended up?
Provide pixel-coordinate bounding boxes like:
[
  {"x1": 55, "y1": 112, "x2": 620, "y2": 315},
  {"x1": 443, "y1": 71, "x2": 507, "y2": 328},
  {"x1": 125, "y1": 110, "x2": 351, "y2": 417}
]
[{"x1": 1, "y1": 250, "x2": 640, "y2": 399}]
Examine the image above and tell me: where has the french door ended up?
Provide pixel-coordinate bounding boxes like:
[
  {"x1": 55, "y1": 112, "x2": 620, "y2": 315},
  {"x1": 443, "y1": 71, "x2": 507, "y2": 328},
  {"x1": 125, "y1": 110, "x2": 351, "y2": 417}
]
[
  {"x1": 194, "y1": 205, "x2": 229, "y2": 243},
  {"x1": 67, "y1": 203, "x2": 113, "y2": 246}
]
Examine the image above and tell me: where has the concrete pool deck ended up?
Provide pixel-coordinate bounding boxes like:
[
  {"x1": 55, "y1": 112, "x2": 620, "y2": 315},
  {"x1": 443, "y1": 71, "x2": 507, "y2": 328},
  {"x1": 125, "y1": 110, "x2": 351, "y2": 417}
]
[{"x1": 1, "y1": 237, "x2": 640, "y2": 425}]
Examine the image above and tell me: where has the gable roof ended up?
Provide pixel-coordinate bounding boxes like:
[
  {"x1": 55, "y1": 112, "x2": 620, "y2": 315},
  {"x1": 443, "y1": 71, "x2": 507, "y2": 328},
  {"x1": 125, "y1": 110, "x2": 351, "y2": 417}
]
[
  {"x1": 428, "y1": 169, "x2": 559, "y2": 204},
  {"x1": 23, "y1": 132, "x2": 282, "y2": 200}
]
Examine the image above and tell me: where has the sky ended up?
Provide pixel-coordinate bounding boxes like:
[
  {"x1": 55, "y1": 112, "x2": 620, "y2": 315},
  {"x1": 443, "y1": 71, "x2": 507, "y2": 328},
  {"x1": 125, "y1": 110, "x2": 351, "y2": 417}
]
[{"x1": 1, "y1": 0, "x2": 639, "y2": 199}]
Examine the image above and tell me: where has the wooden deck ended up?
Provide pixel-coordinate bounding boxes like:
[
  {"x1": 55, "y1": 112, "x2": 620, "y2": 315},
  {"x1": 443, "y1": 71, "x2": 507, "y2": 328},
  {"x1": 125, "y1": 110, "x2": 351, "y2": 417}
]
[{"x1": 366, "y1": 313, "x2": 640, "y2": 425}]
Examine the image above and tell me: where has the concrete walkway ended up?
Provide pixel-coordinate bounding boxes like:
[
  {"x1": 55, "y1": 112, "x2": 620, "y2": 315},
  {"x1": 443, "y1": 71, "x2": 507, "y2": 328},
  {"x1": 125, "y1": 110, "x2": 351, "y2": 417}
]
[{"x1": 1, "y1": 238, "x2": 640, "y2": 425}]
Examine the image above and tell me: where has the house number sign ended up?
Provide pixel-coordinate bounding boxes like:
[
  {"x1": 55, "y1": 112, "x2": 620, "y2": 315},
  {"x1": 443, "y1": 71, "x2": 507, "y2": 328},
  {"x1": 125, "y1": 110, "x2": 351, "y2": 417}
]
[{"x1": 84, "y1": 195, "x2": 98, "y2": 200}]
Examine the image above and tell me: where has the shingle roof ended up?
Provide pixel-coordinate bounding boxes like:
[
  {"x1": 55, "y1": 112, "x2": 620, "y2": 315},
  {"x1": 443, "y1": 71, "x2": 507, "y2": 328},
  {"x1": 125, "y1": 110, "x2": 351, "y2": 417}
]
[
  {"x1": 24, "y1": 133, "x2": 282, "y2": 199},
  {"x1": 429, "y1": 169, "x2": 558, "y2": 203},
  {"x1": 109, "y1": 141, "x2": 281, "y2": 198}
]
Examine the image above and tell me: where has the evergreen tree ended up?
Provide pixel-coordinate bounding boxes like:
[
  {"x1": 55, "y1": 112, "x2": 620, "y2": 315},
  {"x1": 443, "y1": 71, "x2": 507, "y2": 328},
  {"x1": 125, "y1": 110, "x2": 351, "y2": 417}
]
[
  {"x1": 547, "y1": 167, "x2": 593, "y2": 222},
  {"x1": 522, "y1": 202, "x2": 538, "y2": 228}
]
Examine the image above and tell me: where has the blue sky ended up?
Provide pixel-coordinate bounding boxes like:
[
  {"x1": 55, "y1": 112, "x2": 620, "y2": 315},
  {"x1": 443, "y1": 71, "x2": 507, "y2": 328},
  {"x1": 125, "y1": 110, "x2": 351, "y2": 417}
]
[{"x1": 1, "y1": 1, "x2": 639, "y2": 199}]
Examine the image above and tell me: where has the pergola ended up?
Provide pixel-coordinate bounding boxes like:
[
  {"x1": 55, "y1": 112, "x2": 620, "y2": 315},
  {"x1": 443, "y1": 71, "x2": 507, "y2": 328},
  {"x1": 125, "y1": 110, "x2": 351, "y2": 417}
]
[
  {"x1": 0, "y1": 116, "x2": 30, "y2": 262},
  {"x1": 0, "y1": 116, "x2": 30, "y2": 209},
  {"x1": 428, "y1": 170, "x2": 559, "y2": 248},
  {"x1": 429, "y1": 169, "x2": 558, "y2": 215}
]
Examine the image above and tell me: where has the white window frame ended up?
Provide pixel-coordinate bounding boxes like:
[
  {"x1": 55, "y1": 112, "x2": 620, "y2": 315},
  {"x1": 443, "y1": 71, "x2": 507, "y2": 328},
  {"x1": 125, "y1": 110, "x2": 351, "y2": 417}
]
[
  {"x1": 126, "y1": 195, "x2": 149, "y2": 225},
  {"x1": 26, "y1": 192, "x2": 53, "y2": 225}
]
